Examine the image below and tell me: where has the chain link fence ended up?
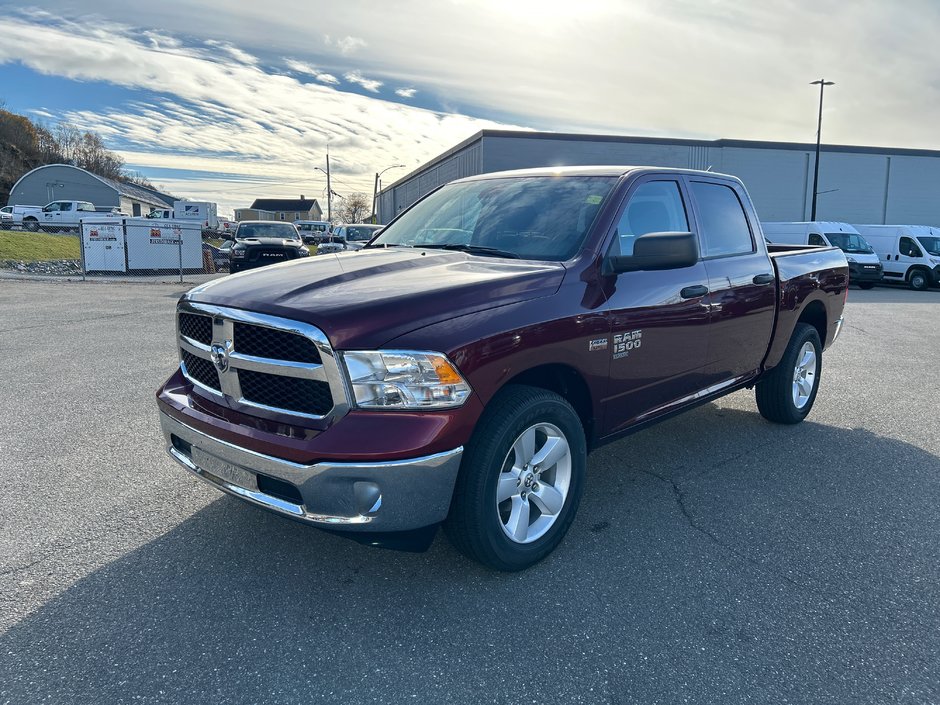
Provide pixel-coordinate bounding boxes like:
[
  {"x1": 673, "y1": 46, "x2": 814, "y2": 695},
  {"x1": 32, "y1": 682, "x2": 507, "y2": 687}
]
[{"x1": 1, "y1": 219, "x2": 229, "y2": 283}]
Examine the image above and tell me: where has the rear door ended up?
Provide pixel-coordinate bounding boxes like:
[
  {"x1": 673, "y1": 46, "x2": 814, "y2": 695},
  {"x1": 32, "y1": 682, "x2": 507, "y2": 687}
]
[
  {"x1": 601, "y1": 176, "x2": 711, "y2": 434},
  {"x1": 686, "y1": 177, "x2": 776, "y2": 385}
]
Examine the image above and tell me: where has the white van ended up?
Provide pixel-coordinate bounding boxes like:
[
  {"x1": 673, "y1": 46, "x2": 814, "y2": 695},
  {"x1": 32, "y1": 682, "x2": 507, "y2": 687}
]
[
  {"x1": 853, "y1": 225, "x2": 940, "y2": 291},
  {"x1": 762, "y1": 221, "x2": 883, "y2": 289}
]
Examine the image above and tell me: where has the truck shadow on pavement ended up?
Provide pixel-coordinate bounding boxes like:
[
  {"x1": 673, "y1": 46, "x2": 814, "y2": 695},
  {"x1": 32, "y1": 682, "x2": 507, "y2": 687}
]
[{"x1": 2, "y1": 406, "x2": 938, "y2": 704}]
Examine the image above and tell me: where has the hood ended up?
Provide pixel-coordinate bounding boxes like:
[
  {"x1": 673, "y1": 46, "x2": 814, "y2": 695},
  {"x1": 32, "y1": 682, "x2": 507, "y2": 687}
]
[
  {"x1": 235, "y1": 237, "x2": 301, "y2": 247},
  {"x1": 186, "y1": 248, "x2": 565, "y2": 349}
]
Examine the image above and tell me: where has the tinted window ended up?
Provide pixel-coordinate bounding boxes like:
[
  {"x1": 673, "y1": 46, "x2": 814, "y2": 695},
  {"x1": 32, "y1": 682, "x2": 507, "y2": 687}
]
[
  {"x1": 808, "y1": 233, "x2": 827, "y2": 246},
  {"x1": 372, "y1": 176, "x2": 618, "y2": 261},
  {"x1": 900, "y1": 237, "x2": 922, "y2": 258},
  {"x1": 346, "y1": 226, "x2": 380, "y2": 241},
  {"x1": 691, "y1": 182, "x2": 754, "y2": 257},
  {"x1": 235, "y1": 223, "x2": 298, "y2": 239},
  {"x1": 612, "y1": 181, "x2": 688, "y2": 256}
]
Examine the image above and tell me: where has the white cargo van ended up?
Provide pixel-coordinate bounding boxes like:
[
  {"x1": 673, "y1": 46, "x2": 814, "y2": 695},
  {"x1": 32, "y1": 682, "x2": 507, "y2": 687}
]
[
  {"x1": 853, "y1": 225, "x2": 940, "y2": 291},
  {"x1": 762, "y1": 222, "x2": 884, "y2": 289}
]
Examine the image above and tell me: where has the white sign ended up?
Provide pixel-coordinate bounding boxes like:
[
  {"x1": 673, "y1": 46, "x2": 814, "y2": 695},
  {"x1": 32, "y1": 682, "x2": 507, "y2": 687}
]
[
  {"x1": 81, "y1": 220, "x2": 127, "y2": 272},
  {"x1": 125, "y1": 218, "x2": 202, "y2": 270}
]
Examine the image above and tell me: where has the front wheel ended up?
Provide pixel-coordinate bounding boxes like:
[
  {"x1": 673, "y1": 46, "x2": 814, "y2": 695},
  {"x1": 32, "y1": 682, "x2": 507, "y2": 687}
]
[
  {"x1": 755, "y1": 323, "x2": 822, "y2": 424},
  {"x1": 909, "y1": 269, "x2": 929, "y2": 291},
  {"x1": 445, "y1": 385, "x2": 586, "y2": 571}
]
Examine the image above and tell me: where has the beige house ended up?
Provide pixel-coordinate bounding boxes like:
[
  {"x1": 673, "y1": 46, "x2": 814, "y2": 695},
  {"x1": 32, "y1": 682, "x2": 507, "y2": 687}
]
[{"x1": 235, "y1": 196, "x2": 322, "y2": 222}]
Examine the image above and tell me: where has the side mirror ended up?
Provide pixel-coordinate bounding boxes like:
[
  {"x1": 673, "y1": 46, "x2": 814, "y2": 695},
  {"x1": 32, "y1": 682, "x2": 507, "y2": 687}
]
[{"x1": 607, "y1": 231, "x2": 699, "y2": 273}]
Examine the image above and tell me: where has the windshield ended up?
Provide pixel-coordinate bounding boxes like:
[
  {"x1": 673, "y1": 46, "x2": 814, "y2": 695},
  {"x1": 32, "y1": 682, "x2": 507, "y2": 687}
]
[
  {"x1": 916, "y1": 236, "x2": 940, "y2": 256},
  {"x1": 371, "y1": 176, "x2": 619, "y2": 261},
  {"x1": 235, "y1": 223, "x2": 298, "y2": 239},
  {"x1": 346, "y1": 226, "x2": 380, "y2": 241},
  {"x1": 825, "y1": 232, "x2": 874, "y2": 254}
]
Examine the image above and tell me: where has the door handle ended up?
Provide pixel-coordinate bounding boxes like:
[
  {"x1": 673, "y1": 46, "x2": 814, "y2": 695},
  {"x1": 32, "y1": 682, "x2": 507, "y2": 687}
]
[
  {"x1": 680, "y1": 284, "x2": 709, "y2": 299},
  {"x1": 752, "y1": 273, "x2": 775, "y2": 285}
]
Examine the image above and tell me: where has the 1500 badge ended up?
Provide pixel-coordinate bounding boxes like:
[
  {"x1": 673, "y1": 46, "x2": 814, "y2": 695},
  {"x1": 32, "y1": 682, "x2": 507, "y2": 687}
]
[{"x1": 613, "y1": 329, "x2": 642, "y2": 359}]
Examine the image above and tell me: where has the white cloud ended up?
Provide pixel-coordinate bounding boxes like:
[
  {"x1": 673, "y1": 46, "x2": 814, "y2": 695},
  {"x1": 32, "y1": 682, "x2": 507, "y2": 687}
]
[
  {"x1": 20, "y1": 0, "x2": 936, "y2": 149},
  {"x1": 395, "y1": 88, "x2": 417, "y2": 99},
  {"x1": 343, "y1": 70, "x2": 382, "y2": 93},
  {"x1": 204, "y1": 39, "x2": 258, "y2": 65},
  {"x1": 285, "y1": 59, "x2": 341, "y2": 85},
  {"x1": 325, "y1": 34, "x2": 366, "y2": 55},
  {"x1": 0, "y1": 15, "x2": 517, "y2": 215}
]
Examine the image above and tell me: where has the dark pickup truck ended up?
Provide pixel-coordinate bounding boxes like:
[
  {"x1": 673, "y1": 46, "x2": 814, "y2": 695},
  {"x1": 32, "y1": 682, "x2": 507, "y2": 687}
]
[{"x1": 158, "y1": 167, "x2": 848, "y2": 570}]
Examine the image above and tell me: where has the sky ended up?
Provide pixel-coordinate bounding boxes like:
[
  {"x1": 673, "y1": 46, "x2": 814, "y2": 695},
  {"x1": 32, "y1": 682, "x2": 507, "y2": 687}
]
[{"x1": 1, "y1": 0, "x2": 937, "y2": 216}]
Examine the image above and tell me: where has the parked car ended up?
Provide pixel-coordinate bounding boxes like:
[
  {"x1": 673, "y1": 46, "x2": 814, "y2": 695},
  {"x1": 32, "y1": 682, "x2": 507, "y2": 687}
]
[
  {"x1": 19, "y1": 200, "x2": 116, "y2": 232},
  {"x1": 0, "y1": 206, "x2": 13, "y2": 227},
  {"x1": 763, "y1": 221, "x2": 883, "y2": 289},
  {"x1": 316, "y1": 224, "x2": 383, "y2": 255},
  {"x1": 853, "y1": 224, "x2": 940, "y2": 291},
  {"x1": 158, "y1": 166, "x2": 848, "y2": 571},
  {"x1": 295, "y1": 220, "x2": 333, "y2": 245},
  {"x1": 228, "y1": 221, "x2": 308, "y2": 273}
]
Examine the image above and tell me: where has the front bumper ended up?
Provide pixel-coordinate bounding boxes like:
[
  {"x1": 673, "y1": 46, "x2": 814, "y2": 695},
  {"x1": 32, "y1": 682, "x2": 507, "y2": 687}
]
[
  {"x1": 161, "y1": 411, "x2": 463, "y2": 531},
  {"x1": 847, "y1": 262, "x2": 883, "y2": 283}
]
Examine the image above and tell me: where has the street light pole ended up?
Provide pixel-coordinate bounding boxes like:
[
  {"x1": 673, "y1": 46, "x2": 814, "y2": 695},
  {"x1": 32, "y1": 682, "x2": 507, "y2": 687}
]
[
  {"x1": 810, "y1": 79, "x2": 834, "y2": 220},
  {"x1": 371, "y1": 164, "x2": 405, "y2": 223},
  {"x1": 325, "y1": 149, "x2": 332, "y2": 223}
]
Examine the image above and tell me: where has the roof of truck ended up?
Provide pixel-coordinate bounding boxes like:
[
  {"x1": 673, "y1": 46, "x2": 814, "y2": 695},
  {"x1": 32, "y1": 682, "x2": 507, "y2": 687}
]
[{"x1": 454, "y1": 165, "x2": 739, "y2": 181}]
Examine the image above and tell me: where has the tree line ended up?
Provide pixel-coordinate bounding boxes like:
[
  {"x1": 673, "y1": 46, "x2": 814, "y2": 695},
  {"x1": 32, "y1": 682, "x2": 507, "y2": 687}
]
[{"x1": 0, "y1": 106, "x2": 156, "y2": 205}]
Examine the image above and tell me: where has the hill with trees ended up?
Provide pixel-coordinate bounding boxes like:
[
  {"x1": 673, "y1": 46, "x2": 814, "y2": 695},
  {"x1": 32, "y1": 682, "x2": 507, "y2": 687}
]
[{"x1": 0, "y1": 106, "x2": 156, "y2": 205}]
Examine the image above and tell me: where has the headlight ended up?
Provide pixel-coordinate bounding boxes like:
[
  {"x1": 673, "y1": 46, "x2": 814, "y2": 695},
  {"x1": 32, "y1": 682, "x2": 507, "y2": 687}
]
[
  {"x1": 298, "y1": 246, "x2": 309, "y2": 255},
  {"x1": 931, "y1": 258, "x2": 940, "y2": 266},
  {"x1": 846, "y1": 257, "x2": 856, "y2": 264},
  {"x1": 231, "y1": 249, "x2": 246, "y2": 258},
  {"x1": 342, "y1": 350, "x2": 472, "y2": 409}
]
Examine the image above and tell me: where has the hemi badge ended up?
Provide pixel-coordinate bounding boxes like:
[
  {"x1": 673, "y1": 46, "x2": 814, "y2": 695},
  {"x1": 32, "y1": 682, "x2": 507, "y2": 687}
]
[{"x1": 589, "y1": 338, "x2": 608, "y2": 352}]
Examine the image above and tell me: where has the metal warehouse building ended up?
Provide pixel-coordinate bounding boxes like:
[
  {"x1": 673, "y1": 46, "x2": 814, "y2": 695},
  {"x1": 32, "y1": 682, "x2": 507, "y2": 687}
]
[
  {"x1": 376, "y1": 130, "x2": 940, "y2": 226},
  {"x1": 9, "y1": 164, "x2": 174, "y2": 216}
]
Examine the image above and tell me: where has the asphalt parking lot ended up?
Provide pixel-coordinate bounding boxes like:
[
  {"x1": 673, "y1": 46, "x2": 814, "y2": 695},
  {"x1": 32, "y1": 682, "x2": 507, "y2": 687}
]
[{"x1": 0, "y1": 279, "x2": 938, "y2": 705}]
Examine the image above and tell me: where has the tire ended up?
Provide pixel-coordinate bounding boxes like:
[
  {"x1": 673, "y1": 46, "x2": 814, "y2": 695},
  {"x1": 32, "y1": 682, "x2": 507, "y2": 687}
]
[
  {"x1": 445, "y1": 385, "x2": 587, "y2": 571},
  {"x1": 756, "y1": 323, "x2": 822, "y2": 424},
  {"x1": 908, "y1": 269, "x2": 929, "y2": 291},
  {"x1": 24, "y1": 218, "x2": 39, "y2": 232},
  {"x1": 858, "y1": 282, "x2": 876, "y2": 290}
]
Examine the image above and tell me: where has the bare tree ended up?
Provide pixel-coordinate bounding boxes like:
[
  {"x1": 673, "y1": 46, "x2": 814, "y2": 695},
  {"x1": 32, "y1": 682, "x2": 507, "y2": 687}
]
[{"x1": 336, "y1": 192, "x2": 370, "y2": 224}]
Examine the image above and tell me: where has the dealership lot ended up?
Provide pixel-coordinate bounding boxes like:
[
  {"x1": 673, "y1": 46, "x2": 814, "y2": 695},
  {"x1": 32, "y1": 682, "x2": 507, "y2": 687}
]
[{"x1": 0, "y1": 280, "x2": 938, "y2": 704}]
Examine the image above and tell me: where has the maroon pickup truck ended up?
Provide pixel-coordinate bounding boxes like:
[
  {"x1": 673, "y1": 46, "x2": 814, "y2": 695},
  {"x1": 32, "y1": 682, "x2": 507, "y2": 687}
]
[{"x1": 157, "y1": 167, "x2": 848, "y2": 570}]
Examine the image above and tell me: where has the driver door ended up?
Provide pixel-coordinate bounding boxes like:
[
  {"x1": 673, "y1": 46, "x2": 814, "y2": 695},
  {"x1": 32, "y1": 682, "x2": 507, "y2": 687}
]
[{"x1": 601, "y1": 177, "x2": 711, "y2": 435}]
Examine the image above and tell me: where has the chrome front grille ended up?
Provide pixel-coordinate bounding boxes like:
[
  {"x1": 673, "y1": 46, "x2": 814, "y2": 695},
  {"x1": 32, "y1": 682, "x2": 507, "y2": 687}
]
[{"x1": 177, "y1": 302, "x2": 349, "y2": 423}]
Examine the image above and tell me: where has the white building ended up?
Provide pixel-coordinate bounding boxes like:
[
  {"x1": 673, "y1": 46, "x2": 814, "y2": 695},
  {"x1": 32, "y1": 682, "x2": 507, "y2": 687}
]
[{"x1": 376, "y1": 130, "x2": 940, "y2": 226}]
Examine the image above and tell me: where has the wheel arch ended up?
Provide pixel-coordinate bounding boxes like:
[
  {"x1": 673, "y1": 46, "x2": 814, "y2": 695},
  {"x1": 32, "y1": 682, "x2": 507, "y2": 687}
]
[
  {"x1": 796, "y1": 299, "x2": 827, "y2": 347},
  {"x1": 500, "y1": 363, "x2": 596, "y2": 449}
]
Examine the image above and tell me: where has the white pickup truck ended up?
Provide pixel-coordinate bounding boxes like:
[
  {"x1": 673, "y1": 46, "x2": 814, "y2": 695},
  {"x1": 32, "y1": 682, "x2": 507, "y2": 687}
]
[{"x1": 20, "y1": 201, "x2": 118, "y2": 232}]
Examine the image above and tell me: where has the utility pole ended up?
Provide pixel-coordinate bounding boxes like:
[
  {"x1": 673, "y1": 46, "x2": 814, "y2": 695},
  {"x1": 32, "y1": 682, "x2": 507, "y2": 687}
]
[
  {"x1": 325, "y1": 148, "x2": 332, "y2": 223},
  {"x1": 371, "y1": 164, "x2": 405, "y2": 224},
  {"x1": 810, "y1": 79, "x2": 835, "y2": 220}
]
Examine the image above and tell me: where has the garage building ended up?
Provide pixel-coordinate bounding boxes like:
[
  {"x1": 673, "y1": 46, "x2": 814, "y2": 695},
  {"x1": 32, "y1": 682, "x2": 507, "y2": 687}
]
[
  {"x1": 376, "y1": 130, "x2": 940, "y2": 226},
  {"x1": 9, "y1": 164, "x2": 174, "y2": 216}
]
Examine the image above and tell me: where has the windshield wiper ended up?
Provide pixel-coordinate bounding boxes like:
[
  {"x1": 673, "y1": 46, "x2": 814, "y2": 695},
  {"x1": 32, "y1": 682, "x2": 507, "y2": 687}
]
[{"x1": 420, "y1": 244, "x2": 520, "y2": 259}]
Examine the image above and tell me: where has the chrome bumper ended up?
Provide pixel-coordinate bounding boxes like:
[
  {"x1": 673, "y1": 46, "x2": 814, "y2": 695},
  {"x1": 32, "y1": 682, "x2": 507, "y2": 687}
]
[{"x1": 160, "y1": 412, "x2": 463, "y2": 531}]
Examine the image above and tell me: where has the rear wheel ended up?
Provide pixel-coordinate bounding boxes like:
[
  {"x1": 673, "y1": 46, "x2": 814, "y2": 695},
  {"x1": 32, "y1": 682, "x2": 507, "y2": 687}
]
[
  {"x1": 756, "y1": 323, "x2": 822, "y2": 424},
  {"x1": 908, "y1": 269, "x2": 929, "y2": 291},
  {"x1": 445, "y1": 385, "x2": 586, "y2": 571},
  {"x1": 23, "y1": 218, "x2": 39, "y2": 232}
]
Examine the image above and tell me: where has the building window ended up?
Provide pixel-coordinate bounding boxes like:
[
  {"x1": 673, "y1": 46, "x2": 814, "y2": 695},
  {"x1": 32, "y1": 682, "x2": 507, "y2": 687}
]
[{"x1": 279, "y1": 212, "x2": 285, "y2": 220}]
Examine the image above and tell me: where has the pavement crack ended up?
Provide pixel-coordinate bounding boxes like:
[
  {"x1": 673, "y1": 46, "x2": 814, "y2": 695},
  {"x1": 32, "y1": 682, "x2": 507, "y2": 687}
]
[
  {"x1": 636, "y1": 467, "x2": 848, "y2": 601},
  {"x1": 0, "y1": 310, "x2": 141, "y2": 333}
]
